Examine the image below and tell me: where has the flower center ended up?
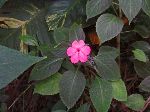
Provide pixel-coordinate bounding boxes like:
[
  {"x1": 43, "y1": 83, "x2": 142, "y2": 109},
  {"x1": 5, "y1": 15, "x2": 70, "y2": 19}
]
[{"x1": 77, "y1": 48, "x2": 80, "y2": 52}]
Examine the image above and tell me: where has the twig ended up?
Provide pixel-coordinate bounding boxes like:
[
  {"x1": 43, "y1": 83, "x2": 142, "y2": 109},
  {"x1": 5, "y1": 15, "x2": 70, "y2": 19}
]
[{"x1": 8, "y1": 85, "x2": 32, "y2": 110}]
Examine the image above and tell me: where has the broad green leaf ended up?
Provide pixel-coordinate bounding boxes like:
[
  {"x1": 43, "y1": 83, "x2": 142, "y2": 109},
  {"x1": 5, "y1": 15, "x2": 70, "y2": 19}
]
[
  {"x1": 34, "y1": 73, "x2": 62, "y2": 95},
  {"x1": 142, "y1": 0, "x2": 150, "y2": 17},
  {"x1": 0, "y1": 1, "x2": 53, "y2": 48},
  {"x1": 94, "y1": 46, "x2": 121, "y2": 81},
  {"x1": 52, "y1": 100, "x2": 67, "y2": 112},
  {"x1": 90, "y1": 77, "x2": 113, "y2": 112},
  {"x1": 139, "y1": 76, "x2": 150, "y2": 92},
  {"x1": 111, "y1": 79, "x2": 127, "y2": 101},
  {"x1": 124, "y1": 94, "x2": 145, "y2": 111},
  {"x1": 46, "y1": 0, "x2": 87, "y2": 30},
  {"x1": 54, "y1": 27, "x2": 69, "y2": 44},
  {"x1": 60, "y1": 70, "x2": 86, "y2": 109},
  {"x1": 62, "y1": 59, "x2": 75, "y2": 71},
  {"x1": 46, "y1": 0, "x2": 71, "y2": 30},
  {"x1": 0, "y1": 0, "x2": 7, "y2": 8},
  {"x1": 132, "y1": 49, "x2": 148, "y2": 62},
  {"x1": 96, "y1": 14, "x2": 123, "y2": 44},
  {"x1": 0, "y1": 45, "x2": 44, "y2": 89},
  {"x1": 134, "y1": 61, "x2": 150, "y2": 78},
  {"x1": 76, "y1": 103, "x2": 90, "y2": 112},
  {"x1": 47, "y1": 13, "x2": 67, "y2": 31},
  {"x1": 29, "y1": 57, "x2": 63, "y2": 81},
  {"x1": 99, "y1": 46, "x2": 119, "y2": 59},
  {"x1": 118, "y1": 0, "x2": 142, "y2": 23},
  {"x1": 69, "y1": 24, "x2": 85, "y2": 42},
  {"x1": 86, "y1": 0, "x2": 112, "y2": 19},
  {"x1": 19, "y1": 35, "x2": 38, "y2": 46}
]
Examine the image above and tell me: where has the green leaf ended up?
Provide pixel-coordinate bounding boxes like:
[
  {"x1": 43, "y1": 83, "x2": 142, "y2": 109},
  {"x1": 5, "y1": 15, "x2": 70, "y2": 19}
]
[
  {"x1": 86, "y1": 0, "x2": 112, "y2": 19},
  {"x1": 0, "y1": 45, "x2": 44, "y2": 89},
  {"x1": 19, "y1": 35, "x2": 38, "y2": 46},
  {"x1": 134, "y1": 60, "x2": 150, "y2": 78},
  {"x1": 46, "y1": 0, "x2": 87, "y2": 30},
  {"x1": 0, "y1": 1, "x2": 53, "y2": 48},
  {"x1": 139, "y1": 76, "x2": 150, "y2": 92},
  {"x1": 76, "y1": 103, "x2": 90, "y2": 112},
  {"x1": 0, "y1": 0, "x2": 7, "y2": 8},
  {"x1": 53, "y1": 110, "x2": 67, "y2": 112},
  {"x1": 124, "y1": 94, "x2": 145, "y2": 111},
  {"x1": 46, "y1": 0, "x2": 71, "y2": 31},
  {"x1": 131, "y1": 41, "x2": 150, "y2": 55},
  {"x1": 60, "y1": 70, "x2": 86, "y2": 109},
  {"x1": 94, "y1": 46, "x2": 121, "y2": 81},
  {"x1": 111, "y1": 79, "x2": 127, "y2": 101},
  {"x1": 134, "y1": 25, "x2": 150, "y2": 38},
  {"x1": 29, "y1": 57, "x2": 63, "y2": 81},
  {"x1": 54, "y1": 27, "x2": 69, "y2": 44},
  {"x1": 47, "y1": 13, "x2": 67, "y2": 31},
  {"x1": 69, "y1": 24, "x2": 85, "y2": 42},
  {"x1": 34, "y1": 73, "x2": 62, "y2": 95},
  {"x1": 90, "y1": 77, "x2": 113, "y2": 112},
  {"x1": 96, "y1": 14, "x2": 123, "y2": 44},
  {"x1": 132, "y1": 49, "x2": 148, "y2": 62},
  {"x1": 118, "y1": 0, "x2": 142, "y2": 23},
  {"x1": 52, "y1": 100, "x2": 66, "y2": 112},
  {"x1": 142, "y1": 0, "x2": 150, "y2": 17},
  {"x1": 53, "y1": 24, "x2": 85, "y2": 46},
  {"x1": 62, "y1": 59, "x2": 75, "y2": 71}
]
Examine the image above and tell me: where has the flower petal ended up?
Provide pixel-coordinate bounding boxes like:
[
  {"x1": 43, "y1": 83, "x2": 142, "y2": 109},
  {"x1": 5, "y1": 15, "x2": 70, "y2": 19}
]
[
  {"x1": 67, "y1": 47, "x2": 77, "y2": 56},
  {"x1": 81, "y1": 46, "x2": 91, "y2": 55},
  {"x1": 72, "y1": 40, "x2": 80, "y2": 48},
  {"x1": 79, "y1": 51, "x2": 88, "y2": 63},
  {"x1": 70, "y1": 53, "x2": 79, "y2": 64},
  {"x1": 78, "y1": 40, "x2": 85, "y2": 48}
]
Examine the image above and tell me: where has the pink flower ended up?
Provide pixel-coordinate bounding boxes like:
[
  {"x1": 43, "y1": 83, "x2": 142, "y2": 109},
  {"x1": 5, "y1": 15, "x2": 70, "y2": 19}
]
[{"x1": 67, "y1": 40, "x2": 91, "y2": 64}]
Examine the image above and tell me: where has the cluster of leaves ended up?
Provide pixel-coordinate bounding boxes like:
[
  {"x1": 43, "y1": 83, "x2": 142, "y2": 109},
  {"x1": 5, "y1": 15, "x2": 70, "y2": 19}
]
[{"x1": 0, "y1": 0, "x2": 150, "y2": 112}]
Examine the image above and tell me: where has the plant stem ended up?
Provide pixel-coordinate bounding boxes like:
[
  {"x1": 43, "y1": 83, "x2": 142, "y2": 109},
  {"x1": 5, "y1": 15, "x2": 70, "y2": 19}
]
[{"x1": 20, "y1": 24, "x2": 28, "y2": 54}]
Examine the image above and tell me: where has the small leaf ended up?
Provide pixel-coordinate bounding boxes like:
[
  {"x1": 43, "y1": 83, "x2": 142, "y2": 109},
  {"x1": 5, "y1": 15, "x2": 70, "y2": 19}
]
[
  {"x1": 124, "y1": 94, "x2": 145, "y2": 111},
  {"x1": 76, "y1": 103, "x2": 90, "y2": 112},
  {"x1": 111, "y1": 79, "x2": 127, "y2": 101},
  {"x1": 94, "y1": 46, "x2": 121, "y2": 81},
  {"x1": 131, "y1": 41, "x2": 150, "y2": 55},
  {"x1": 29, "y1": 57, "x2": 63, "y2": 81},
  {"x1": 19, "y1": 35, "x2": 38, "y2": 46},
  {"x1": 142, "y1": 0, "x2": 150, "y2": 17},
  {"x1": 0, "y1": 45, "x2": 44, "y2": 89},
  {"x1": 96, "y1": 14, "x2": 123, "y2": 44},
  {"x1": 60, "y1": 70, "x2": 86, "y2": 109},
  {"x1": 139, "y1": 76, "x2": 150, "y2": 92},
  {"x1": 118, "y1": 0, "x2": 142, "y2": 23},
  {"x1": 34, "y1": 73, "x2": 62, "y2": 95},
  {"x1": 90, "y1": 77, "x2": 113, "y2": 112},
  {"x1": 132, "y1": 49, "x2": 148, "y2": 62},
  {"x1": 86, "y1": 0, "x2": 112, "y2": 19},
  {"x1": 134, "y1": 60, "x2": 150, "y2": 78}
]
